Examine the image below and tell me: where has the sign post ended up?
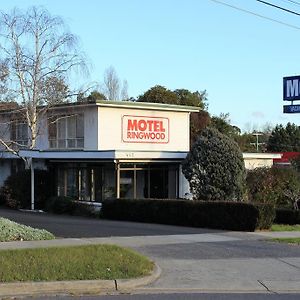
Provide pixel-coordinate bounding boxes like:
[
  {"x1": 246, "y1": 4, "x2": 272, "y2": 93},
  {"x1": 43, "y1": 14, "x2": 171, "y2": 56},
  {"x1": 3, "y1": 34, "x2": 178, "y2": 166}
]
[{"x1": 283, "y1": 75, "x2": 300, "y2": 113}]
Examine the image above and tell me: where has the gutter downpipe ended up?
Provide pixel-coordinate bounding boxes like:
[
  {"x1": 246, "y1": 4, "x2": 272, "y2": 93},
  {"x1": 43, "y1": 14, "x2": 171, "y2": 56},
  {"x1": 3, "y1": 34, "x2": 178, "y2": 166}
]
[{"x1": 30, "y1": 157, "x2": 35, "y2": 211}]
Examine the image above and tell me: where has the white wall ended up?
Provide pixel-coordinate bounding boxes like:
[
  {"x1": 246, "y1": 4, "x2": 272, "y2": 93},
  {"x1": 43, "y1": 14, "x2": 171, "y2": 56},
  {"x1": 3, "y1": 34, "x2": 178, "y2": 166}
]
[
  {"x1": 36, "y1": 115, "x2": 48, "y2": 150},
  {"x1": 98, "y1": 106, "x2": 190, "y2": 152},
  {"x1": 84, "y1": 106, "x2": 98, "y2": 150},
  {"x1": 244, "y1": 158, "x2": 274, "y2": 170}
]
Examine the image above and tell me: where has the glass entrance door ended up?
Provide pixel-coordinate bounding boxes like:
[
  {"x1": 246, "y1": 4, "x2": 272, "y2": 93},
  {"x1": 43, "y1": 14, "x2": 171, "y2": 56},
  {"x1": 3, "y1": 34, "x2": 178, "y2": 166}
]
[
  {"x1": 118, "y1": 163, "x2": 179, "y2": 199},
  {"x1": 149, "y1": 168, "x2": 168, "y2": 198}
]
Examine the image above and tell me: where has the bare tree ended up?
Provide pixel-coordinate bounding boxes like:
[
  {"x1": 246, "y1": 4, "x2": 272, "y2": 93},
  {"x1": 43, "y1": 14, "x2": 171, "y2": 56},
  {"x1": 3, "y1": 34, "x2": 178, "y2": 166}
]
[
  {"x1": 102, "y1": 66, "x2": 128, "y2": 101},
  {"x1": 103, "y1": 66, "x2": 120, "y2": 100},
  {"x1": 121, "y1": 79, "x2": 128, "y2": 100},
  {"x1": 0, "y1": 6, "x2": 86, "y2": 158},
  {"x1": 0, "y1": 7, "x2": 86, "y2": 209}
]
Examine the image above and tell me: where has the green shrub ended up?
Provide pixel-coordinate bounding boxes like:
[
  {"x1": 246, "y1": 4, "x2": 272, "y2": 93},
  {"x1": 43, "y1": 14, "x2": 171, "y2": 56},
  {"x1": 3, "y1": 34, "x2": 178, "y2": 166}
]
[
  {"x1": 255, "y1": 203, "x2": 276, "y2": 230},
  {"x1": 0, "y1": 169, "x2": 53, "y2": 209},
  {"x1": 45, "y1": 196, "x2": 76, "y2": 214},
  {"x1": 0, "y1": 217, "x2": 54, "y2": 242},
  {"x1": 275, "y1": 208, "x2": 300, "y2": 225},
  {"x1": 101, "y1": 199, "x2": 274, "y2": 231},
  {"x1": 247, "y1": 167, "x2": 300, "y2": 208},
  {"x1": 45, "y1": 196, "x2": 96, "y2": 217},
  {"x1": 182, "y1": 127, "x2": 246, "y2": 201}
]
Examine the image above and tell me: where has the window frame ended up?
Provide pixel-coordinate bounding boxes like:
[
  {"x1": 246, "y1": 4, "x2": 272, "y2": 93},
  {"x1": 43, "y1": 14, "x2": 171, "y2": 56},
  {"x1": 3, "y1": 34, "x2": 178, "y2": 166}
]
[
  {"x1": 48, "y1": 114, "x2": 84, "y2": 149},
  {"x1": 10, "y1": 120, "x2": 29, "y2": 148}
]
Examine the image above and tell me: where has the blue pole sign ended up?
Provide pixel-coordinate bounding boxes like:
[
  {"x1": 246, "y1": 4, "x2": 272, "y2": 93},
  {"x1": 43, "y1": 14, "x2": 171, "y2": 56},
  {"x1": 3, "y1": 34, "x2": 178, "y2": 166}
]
[
  {"x1": 283, "y1": 105, "x2": 300, "y2": 113},
  {"x1": 283, "y1": 75, "x2": 300, "y2": 101}
]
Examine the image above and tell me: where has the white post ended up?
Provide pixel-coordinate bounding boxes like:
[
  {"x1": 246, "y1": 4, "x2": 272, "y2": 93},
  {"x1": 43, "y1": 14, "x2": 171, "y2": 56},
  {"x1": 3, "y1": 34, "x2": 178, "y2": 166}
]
[{"x1": 30, "y1": 158, "x2": 35, "y2": 210}]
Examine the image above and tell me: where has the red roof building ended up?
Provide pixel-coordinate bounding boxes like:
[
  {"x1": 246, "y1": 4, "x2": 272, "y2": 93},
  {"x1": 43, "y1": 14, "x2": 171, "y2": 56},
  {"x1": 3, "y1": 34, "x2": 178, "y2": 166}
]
[{"x1": 273, "y1": 152, "x2": 300, "y2": 167}]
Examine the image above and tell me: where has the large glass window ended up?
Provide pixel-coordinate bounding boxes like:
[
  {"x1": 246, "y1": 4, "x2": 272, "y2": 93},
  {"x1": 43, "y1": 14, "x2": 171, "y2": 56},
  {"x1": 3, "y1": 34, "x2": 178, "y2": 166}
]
[
  {"x1": 49, "y1": 114, "x2": 84, "y2": 149},
  {"x1": 56, "y1": 163, "x2": 116, "y2": 202},
  {"x1": 118, "y1": 163, "x2": 179, "y2": 199},
  {"x1": 10, "y1": 121, "x2": 28, "y2": 147}
]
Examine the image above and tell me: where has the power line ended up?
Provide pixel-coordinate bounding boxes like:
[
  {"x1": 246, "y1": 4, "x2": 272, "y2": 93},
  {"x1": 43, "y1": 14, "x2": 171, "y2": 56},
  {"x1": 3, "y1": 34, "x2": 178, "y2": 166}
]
[
  {"x1": 209, "y1": 0, "x2": 300, "y2": 30},
  {"x1": 256, "y1": 0, "x2": 300, "y2": 17},
  {"x1": 284, "y1": 0, "x2": 300, "y2": 6}
]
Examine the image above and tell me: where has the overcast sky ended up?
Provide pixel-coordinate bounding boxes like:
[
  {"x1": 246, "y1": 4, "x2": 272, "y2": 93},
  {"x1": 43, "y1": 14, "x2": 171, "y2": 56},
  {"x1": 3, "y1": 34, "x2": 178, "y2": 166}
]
[{"x1": 2, "y1": 0, "x2": 300, "y2": 131}]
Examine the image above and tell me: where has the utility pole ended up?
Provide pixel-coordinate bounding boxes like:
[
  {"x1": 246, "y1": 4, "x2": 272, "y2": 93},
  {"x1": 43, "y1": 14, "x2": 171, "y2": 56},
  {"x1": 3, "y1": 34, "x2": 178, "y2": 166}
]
[{"x1": 250, "y1": 132, "x2": 264, "y2": 152}]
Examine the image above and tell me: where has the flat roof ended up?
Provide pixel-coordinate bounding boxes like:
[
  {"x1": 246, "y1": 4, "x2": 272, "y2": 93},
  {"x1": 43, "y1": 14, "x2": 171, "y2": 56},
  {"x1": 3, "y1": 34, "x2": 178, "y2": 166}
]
[
  {"x1": 95, "y1": 100, "x2": 201, "y2": 112},
  {"x1": 0, "y1": 100, "x2": 201, "y2": 114},
  {"x1": 242, "y1": 153, "x2": 282, "y2": 159}
]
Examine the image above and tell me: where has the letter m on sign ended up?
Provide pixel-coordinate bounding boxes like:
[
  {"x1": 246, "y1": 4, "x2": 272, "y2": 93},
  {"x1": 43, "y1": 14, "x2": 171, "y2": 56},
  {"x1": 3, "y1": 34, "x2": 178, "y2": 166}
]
[{"x1": 283, "y1": 76, "x2": 300, "y2": 101}]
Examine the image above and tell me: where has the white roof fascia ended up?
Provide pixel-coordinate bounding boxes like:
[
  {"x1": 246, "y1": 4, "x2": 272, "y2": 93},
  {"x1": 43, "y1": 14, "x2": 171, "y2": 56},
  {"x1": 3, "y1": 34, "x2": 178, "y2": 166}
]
[
  {"x1": 243, "y1": 153, "x2": 282, "y2": 159},
  {"x1": 114, "y1": 150, "x2": 187, "y2": 160},
  {"x1": 18, "y1": 150, "x2": 115, "y2": 160},
  {"x1": 17, "y1": 150, "x2": 188, "y2": 160}
]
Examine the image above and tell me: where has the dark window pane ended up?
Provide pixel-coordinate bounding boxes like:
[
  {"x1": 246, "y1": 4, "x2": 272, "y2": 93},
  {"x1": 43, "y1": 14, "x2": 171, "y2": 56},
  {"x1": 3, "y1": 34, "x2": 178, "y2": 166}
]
[{"x1": 120, "y1": 170, "x2": 134, "y2": 199}]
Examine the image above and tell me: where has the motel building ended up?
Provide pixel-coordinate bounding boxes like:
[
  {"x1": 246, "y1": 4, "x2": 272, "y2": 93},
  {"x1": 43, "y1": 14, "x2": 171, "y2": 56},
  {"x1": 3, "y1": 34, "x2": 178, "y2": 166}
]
[
  {"x1": 0, "y1": 100, "x2": 281, "y2": 206},
  {"x1": 0, "y1": 100, "x2": 200, "y2": 204}
]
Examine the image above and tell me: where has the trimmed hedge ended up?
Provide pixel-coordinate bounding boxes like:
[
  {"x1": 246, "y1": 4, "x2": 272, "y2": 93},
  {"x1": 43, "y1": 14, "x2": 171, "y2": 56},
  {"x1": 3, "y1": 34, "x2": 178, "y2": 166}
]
[
  {"x1": 275, "y1": 208, "x2": 300, "y2": 225},
  {"x1": 101, "y1": 199, "x2": 275, "y2": 231},
  {"x1": 45, "y1": 196, "x2": 96, "y2": 217}
]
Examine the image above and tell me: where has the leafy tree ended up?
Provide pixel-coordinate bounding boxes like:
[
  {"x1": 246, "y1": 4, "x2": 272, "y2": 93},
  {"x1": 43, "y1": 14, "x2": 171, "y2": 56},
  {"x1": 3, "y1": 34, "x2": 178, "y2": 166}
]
[
  {"x1": 234, "y1": 133, "x2": 257, "y2": 152},
  {"x1": 87, "y1": 90, "x2": 107, "y2": 102},
  {"x1": 267, "y1": 123, "x2": 300, "y2": 152},
  {"x1": 182, "y1": 127, "x2": 246, "y2": 201},
  {"x1": 291, "y1": 154, "x2": 300, "y2": 173},
  {"x1": 174, "y1": 89, "x2": 207, "y2": 109},
  {"x1": 138, "y1": 85, "x2": 178, "y2": 105},
  {"x1": 247, "y1": 167, "x2": 300, "y2": 209},
  {"x1": 41, "y1": 76, "x2": 69, "y2": 105},
  {"x1": 138, "y1": 85, "x2": 207, "y2": 108},
  {"x1": 211, "y1": 113, "x2": 241, "y2": 138},
  {"x1": 190, "y1": 111, "x2": 211, "y2": 145}
]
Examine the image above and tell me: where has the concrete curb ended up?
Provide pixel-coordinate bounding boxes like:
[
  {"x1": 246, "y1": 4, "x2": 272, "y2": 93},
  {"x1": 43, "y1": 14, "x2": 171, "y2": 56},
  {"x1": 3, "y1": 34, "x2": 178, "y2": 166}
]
[{"x1": 0, "y1": 263, "x2": 161, "y2": 298}]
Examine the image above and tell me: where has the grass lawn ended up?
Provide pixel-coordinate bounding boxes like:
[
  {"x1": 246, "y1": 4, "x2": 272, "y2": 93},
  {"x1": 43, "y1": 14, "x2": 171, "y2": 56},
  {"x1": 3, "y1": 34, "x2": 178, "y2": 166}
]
[
  {"x1": 271, "y1": 238, "x2": 300, "y2": 246},
  {"x1": 271, "y1": 224, "x2": 300, "y2": 232},
  {"x1": 0, "y1": 244, "x2": 154, "y2": 282}
]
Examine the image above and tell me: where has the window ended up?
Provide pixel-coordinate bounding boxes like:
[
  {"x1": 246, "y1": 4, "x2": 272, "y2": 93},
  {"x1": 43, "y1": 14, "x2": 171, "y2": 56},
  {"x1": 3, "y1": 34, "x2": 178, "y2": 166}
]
[
  {"x1": 49, "y1": 114, "x2": 84, "y2": 149},
  {"x1": 118, "y1": 163, "x2": 179, "y2": 199},
  {"x1": 56, "y1": 164, "x2": 116, "y2": 202},
  {"x1": 10, "y1": 121, "x2": 28, "y2": 147}
]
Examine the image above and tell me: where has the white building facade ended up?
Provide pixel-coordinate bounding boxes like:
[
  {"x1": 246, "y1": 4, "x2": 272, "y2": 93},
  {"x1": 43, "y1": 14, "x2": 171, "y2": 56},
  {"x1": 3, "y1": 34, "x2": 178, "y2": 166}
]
[{"x1": 0, "y1": 101, "x2": 199, "y2": 203}]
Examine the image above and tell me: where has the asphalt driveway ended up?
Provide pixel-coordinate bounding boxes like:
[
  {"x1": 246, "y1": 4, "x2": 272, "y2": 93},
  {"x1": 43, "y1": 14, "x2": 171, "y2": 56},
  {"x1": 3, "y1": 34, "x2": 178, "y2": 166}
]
[{"x1": 0, "y1": 207, "x2": 218, "y2": 238}]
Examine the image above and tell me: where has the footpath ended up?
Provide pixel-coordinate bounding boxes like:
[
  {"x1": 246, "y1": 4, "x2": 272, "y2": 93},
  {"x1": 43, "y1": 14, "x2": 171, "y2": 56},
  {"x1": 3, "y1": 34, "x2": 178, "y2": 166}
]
[{"x1": 0, "y1": 231, "x2": 300, "y2": 297}]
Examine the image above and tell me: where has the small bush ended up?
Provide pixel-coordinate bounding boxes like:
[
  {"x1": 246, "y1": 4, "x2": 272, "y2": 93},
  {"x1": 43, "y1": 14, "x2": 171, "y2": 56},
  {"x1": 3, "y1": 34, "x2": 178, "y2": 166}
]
[
  {"x1": 0, "y1": 217, "x2": 54, "y2": 242},
  {"x1": 255, "y1": 203, "x2": 276, "y2": 230},
  {"x1": 275, "y1": 208, "x2": 300, "y2": 225},
  {"x1": 45, "y1": 196, "x2": 76, "y2": 214},
  {"x1": 101, "y1": 199, "x2": 275, "y2": 231},
  {"x1": 45, "y1": 196, "x2": 96, "y2": 217},
  {"x1": 247, "y1": 167, "x2": 300, "y2": 208},
  {"x1": 0, "y1": 169, "x2": 53, "y2": 209}
]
